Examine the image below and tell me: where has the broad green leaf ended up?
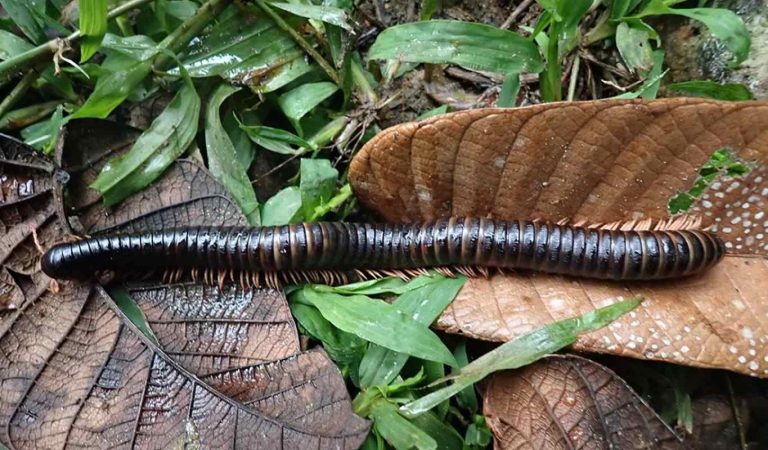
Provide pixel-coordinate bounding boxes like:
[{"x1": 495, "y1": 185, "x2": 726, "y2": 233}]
[
  {"x1": 80, "y1": 0, "x2": 108, "y2": 62},
  {"x1": 616, "y1": 21, "x2": 653, "y2": 72},
  {"x1": 667, "y1": 80, "x2": 754, "y2": 101},
  {"x1": 71, "y1": 59, "x2": 152, "y2": 119},
  {"x1": 416, "y1": 105, "x2": 449, "y2": 121},
  {"x1": 299, "y1": 158, "x2": 338, "y2": 220},
  {"x1": 300, "y1": 287, "x2": 458, "y2": 367},
  {"x1": 290, "y1": 300, "x2": 366, "y2": 374},
  {"x1": 278, "y1": 82, "x2": 339, "y2": 135},
  {"x1": 497, "y1": 72, "x2": 520, "y2": 107},
  {"x1": 410, "y1": 411, "x2": 464, "y2": 450},
  {"x1": 223, "y1": 111, "x2": 255, "y2": 168},
  {"x1": 101, "y1": 33, "x2": 158, "y2": 60},
  {"x1": 312, "y1": 275, "x2": 437, "y2": 296},
  {"x1": 261, "y1": 186, "x2": 303, "y2": 226},
  {"x1": 0, "y1": 99, "x2": 63, "y2": 130},
  {"x1": 205, "y1": 84, "x2": 260, "y2": 225},
  {"x1": 0, "y1": 29, "x2": 33, "y2": 60},
  {"x1": 178, "y1": 9, "x2": 312, "y2": 92},
  {"x1": 20, "y1": 104, "x2": 66, "y2": 154},
  {"x1": 370, "y1": 402, "x2": 437, "y2": 450},
  {"x1": 369, "y1": 20, "x2": 544, "y2": 74},
  {"x1": 359, "y1": 275, "x2": 467, "y2": 387},
  {"x1": 636, "y1": 3, "x2": 750, "y2": 64},
  {"x1": 269, "y1": 2, "x2": 353, "y2": 30},
  {"x1": 240, "y1": 124, "x2": 316, "y2": 155},
  {"x1": 90, "y1": 74, "x2": 200, "y2": 205},
  {"x1": 0, "y1": 0, "x2": 46, "y2": 43},
  {"x1": 610, "y1": 0, "x2": 633, "y2": 20},
  {"x1": 400, "y1": 298, "x2": 642, "y2": 417},
  {"x1": 166, "y1": 0, "x2": 199, "y2": 20}
]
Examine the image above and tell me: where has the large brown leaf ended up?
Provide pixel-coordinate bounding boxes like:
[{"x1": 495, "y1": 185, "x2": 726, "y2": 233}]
[
  {"x1": 0, "y1": 128, "x2": 368, "y2": 448},
  {"x1": 483, "y1": 355, "x2": 683, "y2": 449},
  {"x1": 349, "y1": 98, "x2": 768, "y2": 377}
]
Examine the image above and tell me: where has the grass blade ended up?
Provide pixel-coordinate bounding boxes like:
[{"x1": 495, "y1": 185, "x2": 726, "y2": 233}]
[
  {"x1": 269, "y1": 2, "x2": 353, "y2": 31},
  {"x1": 400, "y1": 297, "x2": 642, "y2": 417}
]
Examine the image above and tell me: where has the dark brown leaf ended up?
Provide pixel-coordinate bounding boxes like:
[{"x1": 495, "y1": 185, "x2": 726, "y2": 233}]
[
  {"x1": 483, "y1": 355, "x2": 683, "y2": 449},
  {"x1": 349, "y1": 98, "x2": 768, "y2": 377},
  {"x1": 0, "y1": 124, "x2": 369, "y2": 449}
]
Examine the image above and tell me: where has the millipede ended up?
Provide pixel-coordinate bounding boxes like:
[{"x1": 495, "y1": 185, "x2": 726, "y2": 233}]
[{"x1": 41, "y1": 216, "x2": 725, "y2": 288}]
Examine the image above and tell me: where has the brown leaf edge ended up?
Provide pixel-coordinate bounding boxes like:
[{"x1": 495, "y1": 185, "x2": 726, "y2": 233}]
[
  {"x1": 349, "y1": 98, "x2": 768, "y2": 378},
  {"x1": 483, "y1": 354, "x2": 684, "y2": 450},
  {"x1": 0, "y1": 129, "x2": 369, "y2": 448}
]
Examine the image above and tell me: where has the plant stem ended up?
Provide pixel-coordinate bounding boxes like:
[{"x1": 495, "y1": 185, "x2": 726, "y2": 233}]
[
  {"x1": 0, "y1": 0, "x2": 156, "y2": 82},
  {"x1": 566, "y1": 54, "x2": 581, "y2": 101},
  {"x1": 0, "y1": 70, "x2": 38, "y2": 119},
  {"x1": 153, "y1": 0, "x2": 234, "y2": 71},
  {"x1": 255, "y1": 0, "x2": 341, "y2": 86}
]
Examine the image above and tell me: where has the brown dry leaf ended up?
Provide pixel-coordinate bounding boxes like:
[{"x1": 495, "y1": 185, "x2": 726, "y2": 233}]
[
  {"x1": 0, "y1": 126, "x2": 368, "y2": 448},
  {"x1": 483, "y1": 355, "x2": 683, "y2": 449},
  {"x1": 349, "y1": 98, "x2": 768, "y2": 377}
]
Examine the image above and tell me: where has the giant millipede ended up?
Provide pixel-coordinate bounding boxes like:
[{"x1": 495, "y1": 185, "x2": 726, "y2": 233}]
[{"x1": 41, "y1": 216, "x2": 725, "y2": 287}]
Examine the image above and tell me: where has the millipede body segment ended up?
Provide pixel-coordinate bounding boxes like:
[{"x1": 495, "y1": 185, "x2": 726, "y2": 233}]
[{"x1": 41, "y1": 218, "x2": 725, "y2": 285}]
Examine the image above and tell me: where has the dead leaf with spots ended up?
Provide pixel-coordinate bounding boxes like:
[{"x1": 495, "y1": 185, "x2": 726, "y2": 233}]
[
  {"x1": 483, "y1": 355, "x2": 683, "y2": 449},
  {"x1": 349, "y1": 98, "x2": 768, "y2": 377},
  {"x1": 0, "y1": 125, "x2": 368, "y2": 449}
]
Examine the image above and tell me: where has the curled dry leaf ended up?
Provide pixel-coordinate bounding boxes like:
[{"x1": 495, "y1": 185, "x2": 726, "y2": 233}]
[
  {"x1": 349, "y1": 98, "x2": 768, "y2": 377},
  {"x1": 483, "y1": 355, "x2": 683, "y2": 449},
  {"x1": 0, "y1": 124, "x2": 368, "y2": 449}
]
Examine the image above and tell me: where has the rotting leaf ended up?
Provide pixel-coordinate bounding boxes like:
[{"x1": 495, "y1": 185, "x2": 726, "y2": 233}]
[
  {"x1": 349, "y1": 98, "x2": 768, "y2": 378},
  {"x1": 483, "y1": 355, "x2": 683, "y2": 449},
  {"x1": 0, "y1": 129, "x2": 369, "y2": 448}
]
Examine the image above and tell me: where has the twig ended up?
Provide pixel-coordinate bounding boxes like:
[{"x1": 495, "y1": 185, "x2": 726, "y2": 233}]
[
  {"x1": 255, "y1": 0, "x2": 341, "y2": 86},
  {"x1": 566, "y1": 54, "x2": 581, "y2": 101},
  {"x1": 0, "y1": 70, "x2": 37, "y2": 119},
  {"x1": 0, "y1": 0, "x2": 156, "y2": 82},
  {"x1": 724, "y1": 374, "x2": 748, "y2": 450},
  {"x1": 501, "y1": 0, "x2": 534, "y2": 30}
]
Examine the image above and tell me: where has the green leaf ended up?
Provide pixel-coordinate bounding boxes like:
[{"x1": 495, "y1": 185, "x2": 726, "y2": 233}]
[
  {"x1": 410, "y1": 411, "x2": 464, "y2": 450},
  {"x1": 90, "y1": 74, "x2": 200, "y2": 205},
  {"x1": 262, "y1": 186, "x2": 303, "y2": 226},
  {"x1": 290, "y1": 300, "x2": 366, "y2": 374},
  {"x1": 205, "y1": 84, "x2": 260, "y2": 225},
  {"x1": 278, "y1": 82, "x2": 339, "y2": 135},
  {"x1": 452, "y1": 339, "x2": 478, "y2": 414},
  {"x1": 614, "y1": 49, "x2": 666, "y2": 99},
  {"x1": 371, "y1": 402, "x2": 437, "y2": 450},
  {"x1": 71, "y1": 59, "x2": 153, "y2": 119},
  {"x1": 101, "y1": 33, "x2": 159, "y2": 60},
  {"x1": 79, "y1": 0, "x2": 108, "y2": 62},
  {"x1": 369, "y1": 20, "x2": 544, "y2": 74},
  {"x1": 269, "y1": 2, "x2": 353, "y2": 31},
  {"x1": 299, "y1": 158, "x2": 338, "y2": 221},
  {"x1": 400, "y1": 298, "x2": 642, "y2": 417},
  {"x1": 610, "y1": 0, "x2": 632, "y2": 20},
  {"x1": 636, "y1": 3, "x2": 750, "y2": 65},
  {"x1": 240, "y1": 124, "x2": 316, "y2": 155},
  {"x1": 0, "y1": 0, "x2": 46, "y2": 44},
  {"x1": 615, "y1": 21, "x2": 653, "y2": 73},
  {"x1": 313, "y1": 275, "x2": 436, "y2": 296},
  {"x1": 166, "y1": 0, "x2": 199, "y2": 20},
  {"x1": 416, "y1": 105, "x2": 449, "y2": 121},
  {"x1": 667, "y1": 80, "x2": 754, "y2": 101},
  {"x1": 223, "y1": 111, "x2": 256, "y2": 168},
  {"x1": 359, "y1": 275, "x2": 467, "y2": 387},
  {"x1": 20, "y1": 104, "x2": 66, "y2": 154},
  {"x1": 0, "y1": 100, "x2": 63, "y2": 130},
  {"x1": 420, "y1": 0, "x2": 437, "y2": 20},
  {"x1": 0, "y1": 29, "x2": 33, "y2": 60},
  {"x1": 300, "y1": 287, "x2": 459, "y2": 367},
  {"x1": 497, "y1": 72, "x2": 520, "y2": 108},
  {"x1": 178, "y1": 9, "x2": 312, "y2": 92}
]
